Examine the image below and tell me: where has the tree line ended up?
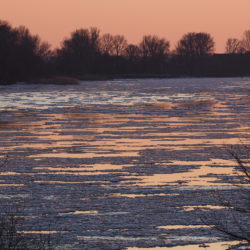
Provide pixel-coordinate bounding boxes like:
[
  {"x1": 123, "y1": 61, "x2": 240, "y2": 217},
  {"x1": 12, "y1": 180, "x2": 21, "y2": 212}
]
[{"x1": 0, "y1": 20, "x2": 250, "y2": 84}]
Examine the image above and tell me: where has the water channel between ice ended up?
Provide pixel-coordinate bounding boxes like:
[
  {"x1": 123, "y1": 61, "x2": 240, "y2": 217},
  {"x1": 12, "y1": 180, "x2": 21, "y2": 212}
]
[{"x1": 0, "y1": 78, "x2": 249, "y2": 249}]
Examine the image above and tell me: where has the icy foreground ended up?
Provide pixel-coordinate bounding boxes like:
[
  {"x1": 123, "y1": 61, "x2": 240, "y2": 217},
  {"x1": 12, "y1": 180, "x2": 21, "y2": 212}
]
[{"x1": 0, "y1": 78, "x2": 249, "y2": 249}]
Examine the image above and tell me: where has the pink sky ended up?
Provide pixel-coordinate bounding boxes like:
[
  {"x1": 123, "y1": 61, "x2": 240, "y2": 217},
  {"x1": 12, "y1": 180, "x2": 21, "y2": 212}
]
[{"x1": 1, "y1": 0, "x2": 250, "y2": 52}]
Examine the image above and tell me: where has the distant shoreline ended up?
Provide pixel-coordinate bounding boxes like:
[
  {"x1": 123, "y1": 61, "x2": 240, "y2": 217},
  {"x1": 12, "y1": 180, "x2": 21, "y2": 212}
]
[{"x1": 1, "y1": 74, "x2": 250, "y2": 86}]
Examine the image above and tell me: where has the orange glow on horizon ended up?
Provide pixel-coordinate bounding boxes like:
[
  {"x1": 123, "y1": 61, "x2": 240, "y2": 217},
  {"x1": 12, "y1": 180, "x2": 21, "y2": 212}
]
[{"x1": 1, "y1": 0, "x2": 250, "y2": 52}]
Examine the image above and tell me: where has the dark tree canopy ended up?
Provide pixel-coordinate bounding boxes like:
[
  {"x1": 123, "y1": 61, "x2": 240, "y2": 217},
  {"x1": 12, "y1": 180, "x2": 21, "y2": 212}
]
[
  {"x1": 224, "y1": 30, "x2": 250, "y2": 55},
  {"x1": 99, "y1": 34, "x2": 127, "y2": 56},
  {"x1": 125, "y1": 44, "x2": 141, "y2": 60},
  {"x1": 242, "y1": 30, "x2": 250, "y2": 52},
  {"x1": 0, "y1": 20, "x2": 50, "y2": 83},
  {"x1": 1, "y1": 19, "x2": 250, "y2": 83},
  {"x1": 57, "y1": 27, "x2": 100, "y2": 74},
  {"x1": 139, "y1": 35, "x2": 170, "y2": 58},
  {"x1": 138, "y1": 35, "x2": 170, "y2": 74},
  {"x1": 225, "y1": 38, "x2": 243, "y2": 54},
  {"x1": 112, "y1": 35, "x2": 127, "y2": 57},
  {"x1": 59, "y1": 28, "x2": 100, "y2": 56},
  {"x1": 99, "y1": 33, "x2": 115, "y2": 55},
  {"x1": 176, "y1": 32, "x2": 215, "y2": 57}
]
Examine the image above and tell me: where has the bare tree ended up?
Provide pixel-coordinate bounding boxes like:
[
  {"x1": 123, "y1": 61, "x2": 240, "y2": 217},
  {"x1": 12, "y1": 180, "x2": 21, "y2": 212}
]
[
  {"x1": 13, "y1": 26, "x2": 51, "y2": 60},
  {"x1": 241, "y1": 30, "x2": 250, "y2": 52},
  {"x1": 203, "y1": 145, "x2": 250, "y2": 244},
  {"x1": 176, "y1": 32, "x2": 215, "y2": 57},
  {"x1": 139, "y1": 35, "x2": 170, "y2": 58},
  {"x1": 225, "y1": 38, "x2": 244, "y2": 54},
  {"x1": 225, "y1": 30, "x2": 250, "y2": 54},
  {"x1": 61, "y1": 27, "x2": 100, "y2": 53},
  {"x1": 112, "y1": 35, "x2": 127, "y2": 57},
  {"x1": 99, "y1": 33, "x2": 115, "y2": 55},
  {"x1": 99, "y1": 34, "x2": 127, "y2": 56},
  {"x1": 88, "y1": 27, "x2": 100, "y2": 52},
  {"x1": 125, "y1": 44, "x2": 141, "y2": 60},
  {"x1": 57, "y1": 27, "x2": 100, "y2": 74}
]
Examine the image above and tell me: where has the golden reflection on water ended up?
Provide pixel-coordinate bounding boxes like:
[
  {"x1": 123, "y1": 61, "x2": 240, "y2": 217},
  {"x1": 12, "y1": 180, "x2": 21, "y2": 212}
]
[
  {"x1": 157, "y1": 225, "x2": 212, "y2": 230},
  {"x1": 58, "y1": 210, "x2": 99, "y2": 216},
  {"x1": 0, "y1": 184, "x2": 25, "y2": 186},
  {"x1": 20, "y1": 231, "x2": 67, "y2": 234},
  {"x1": 30, "y1": 151, "x2": 139, "y2": 158},
  {"x1": 3, "y1": 111, "x2": 248, "y2": 153},
  {"x1": 109, "y1": 193, "x2": 179, "y2": 198},
  {"x1": 0, "y1": 170, "x2": 124, "y2": 176},
  {"x1": 0, "y1": 171, "x2": 124, "y2": 176},
  {"x1": 1, "y1": 162, "x2": 239, "y2": 186},
  {"x1": 182, "y1": 205, "x2": 230, "y2": 211},
  {"x1": 46, "y1": 171, "x2": 122, "y2": 176},
  {"x1": 33, "y1": 181, "x2": 83, "y2": 184},
  {"x1": 25, "y1": 135, "x2": 247, "y2": 159},
  {"x1": 127, "y1": 241, "x2": 240, "y2": 250},
  {"x1": 73, "y1": 210, "x2": 98, "y2": 214},
  {"x1": 122, "y1": 165, "x2": 236, "y2": 186},
  {"x1": 0, "y1": 103, "x2": 249, "y2": 187},
  {"x1": 170, "y1": 159, "x2": 236, "y2": 166},
  {"x1": 35, "y1": 164, "x2": 128, "y2": 171},
  {"x1": 0, "y1": 172, "x2": 21, "y2": 175}
]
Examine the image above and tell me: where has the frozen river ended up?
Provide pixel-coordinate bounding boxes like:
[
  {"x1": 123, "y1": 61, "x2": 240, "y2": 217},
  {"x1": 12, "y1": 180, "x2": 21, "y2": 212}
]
[{"x1": 0, "y1": 78, "x2": 249, "y2": 249}]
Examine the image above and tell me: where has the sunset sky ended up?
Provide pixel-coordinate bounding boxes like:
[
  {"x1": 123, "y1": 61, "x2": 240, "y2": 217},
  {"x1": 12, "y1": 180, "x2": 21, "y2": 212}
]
[{"x1": 1, "y1": 0, "x2": 250, "y2": 53}]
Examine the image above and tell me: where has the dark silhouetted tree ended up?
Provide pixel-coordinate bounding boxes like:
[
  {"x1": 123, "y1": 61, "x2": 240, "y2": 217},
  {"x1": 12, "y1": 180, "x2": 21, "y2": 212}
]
[
  {"x1": 139, "y1": 35, "x2": 170, "y2": 58},
  {"x1": 0, "y1": 20, "x2": 51, "y2": 83},
  {"x1": 176, "y1": 32, "x2": 215, "y2": 57},
  {"x1": 1, "y1": 19, "x2": 250, "y2": 82},
  {"x1": 174, "y1": 32, "x2": 215, "y2": 76},
  {"x1": 112, "y1": 35, "x2": 127, "y2": 57},
  {"x1": 0, "y1": 20, "x2": 17, "y2": 83},
  {"x1": 138, "y1": 35, "x2": 170, "y2": 73},
  {"x1": 14, "y1": 26, "x2": 51, "y2": 78},
  {"x1": 125, "y1": 44, "x2": 141, "y2": 61},
  {"x1": 241, "y1": 30, "x2": 250, "y2": 53},
  {"x1": 225, "y1": 38, "x2": 244, "y2": 54},
  {"x1": 57, "y1": 27, "x2": 100, "y2": 74},
  {"x1": 99, "y1": 33, "x2": 115, "y2": 56},
  {"x1": 99, "y1": 34, "x2": 127, "y2": 57}
]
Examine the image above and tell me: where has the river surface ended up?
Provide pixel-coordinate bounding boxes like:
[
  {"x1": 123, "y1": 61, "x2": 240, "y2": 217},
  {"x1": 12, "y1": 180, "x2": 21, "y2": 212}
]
[{"x1": 0, "y1": 78, "x2": 249, "y2": 249}]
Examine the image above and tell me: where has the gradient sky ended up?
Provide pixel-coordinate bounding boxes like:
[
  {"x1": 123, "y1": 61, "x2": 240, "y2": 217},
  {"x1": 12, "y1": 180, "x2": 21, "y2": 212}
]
[{"x1": 1, "y1": 0, "x2": 250, "y2": 52}]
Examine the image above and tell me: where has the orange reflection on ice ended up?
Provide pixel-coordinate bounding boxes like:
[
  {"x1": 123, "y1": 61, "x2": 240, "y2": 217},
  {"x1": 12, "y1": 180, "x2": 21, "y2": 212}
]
[
  {"x1": 127, "y1": 241, "x2": 240, "y2": 250},
  {"x1": 33, "y1": 181, "x2": 83, "y2": 184},
  {"x1": 20, "y1": 231, "x2": 67, "y2": 234},
  {"x1": 30, "y1": 151, "x2": 139, "y2": 158},
  {"x1": 158, "y1": 225, "x2": 212, "y2": 230},
  {"x1": 0, "y1": 172, "x2": 21, "y2": 175},
  {"x1": 0, "y1": 184, "x2": 25, "y2": 186},
  {"x1": 35, "y1": 163, "x2": 128, "y2": 172},
  {"x1": 182, "y1": 205, "x2": 229, "y2": 211},
  {"x1": 122, "y1": 165, "x2": 237, "y2": 186},
  {"x1": 109, "y1": 193, "x2": 179, "y2": 198}
]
